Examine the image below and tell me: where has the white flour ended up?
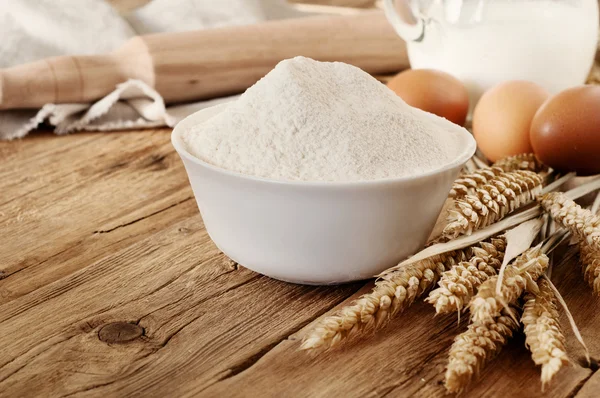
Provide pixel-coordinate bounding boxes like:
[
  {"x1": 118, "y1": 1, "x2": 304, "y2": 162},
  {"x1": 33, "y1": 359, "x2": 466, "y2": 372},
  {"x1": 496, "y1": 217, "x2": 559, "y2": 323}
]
[{"x1": 183, "y1": 57, "x2": 463, "y2": 182}]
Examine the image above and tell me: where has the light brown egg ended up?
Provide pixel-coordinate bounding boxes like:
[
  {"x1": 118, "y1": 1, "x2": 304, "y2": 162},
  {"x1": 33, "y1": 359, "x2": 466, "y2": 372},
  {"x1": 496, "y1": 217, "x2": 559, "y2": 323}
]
[
  {"x1": 387, "y1": 69, "x2": 469, "y2": 126},
  {"x1": 473, "y1": 81, "x2": 549, "y2": 162},
  {"x1": 531, "y1": 85, "x2": 600, "y2": 176}
]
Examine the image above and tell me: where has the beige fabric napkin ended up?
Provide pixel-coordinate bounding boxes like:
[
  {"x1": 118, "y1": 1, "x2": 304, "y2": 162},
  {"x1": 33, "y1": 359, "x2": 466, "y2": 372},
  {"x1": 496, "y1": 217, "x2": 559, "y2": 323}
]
[{"x1": 0, "y1": 0, "x2": 305, "y2": 140}]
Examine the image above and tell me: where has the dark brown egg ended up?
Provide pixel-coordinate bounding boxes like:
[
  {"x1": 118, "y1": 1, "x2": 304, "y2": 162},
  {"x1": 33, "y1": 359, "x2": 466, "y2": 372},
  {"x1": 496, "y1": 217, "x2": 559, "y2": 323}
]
[
  {"x1": 386, "y1": 69, "x2": 469, "y2": 126},
  {"x1": 530, "y1": 85, "x2": 600, "y2": 176}
]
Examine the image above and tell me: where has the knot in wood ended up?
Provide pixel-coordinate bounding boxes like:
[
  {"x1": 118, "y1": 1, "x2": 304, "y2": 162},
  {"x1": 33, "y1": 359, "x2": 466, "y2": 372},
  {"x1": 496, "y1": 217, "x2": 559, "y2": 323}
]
[{"x1": 98, "y1": 322, "x2": 143, "y2": 344}]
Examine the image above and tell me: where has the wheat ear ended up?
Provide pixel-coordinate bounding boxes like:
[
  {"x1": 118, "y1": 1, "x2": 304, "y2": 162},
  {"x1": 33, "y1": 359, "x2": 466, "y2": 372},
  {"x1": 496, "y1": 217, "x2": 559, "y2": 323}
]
[
  {"x1": 522, "y1": 278, "x2": 569, "y2": 388},
  {"x1": 539, "y1": 192, "x2": 600, "y2": 249},
  {"x1": 470, "y1": 246, "x2": 549, "y2": 323},
  {"x1": 580, "y1": 243, "x2": 600, "y2": 294},
  {"x1": 450, "y1": 152, "x2": 545, "y2": 199},
  {"x1": 301, "y1": 251, "x2": 469, "y2": 351},
  {"x1": 443, "y1": 171, "x2": 544, "y2": 239},
  {"x1": 493, "y1": 153, "x2": 546, "y2": 173},
  {"x1": 445, "y1": 305, "x2": 521, "y2": 394},
  {"x1": 427, "y1": 238, "x2": 506, "y2": 314},
  {"x1": 449, "y1": 167, "x2": 505, "y2": 199}
]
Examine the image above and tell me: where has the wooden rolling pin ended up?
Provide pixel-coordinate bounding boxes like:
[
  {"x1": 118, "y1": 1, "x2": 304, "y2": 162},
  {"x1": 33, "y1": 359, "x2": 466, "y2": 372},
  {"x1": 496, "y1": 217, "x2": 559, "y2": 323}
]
[{"x1": 0, "y1": 11, "x2": 407, "y2": 110}]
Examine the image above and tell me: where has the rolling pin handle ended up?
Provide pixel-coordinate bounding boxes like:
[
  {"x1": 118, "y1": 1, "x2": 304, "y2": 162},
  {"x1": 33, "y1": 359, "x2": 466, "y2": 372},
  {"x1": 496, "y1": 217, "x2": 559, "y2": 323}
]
[{"x1": 0, "y1": 53, "x2": 140, "y2": 110}]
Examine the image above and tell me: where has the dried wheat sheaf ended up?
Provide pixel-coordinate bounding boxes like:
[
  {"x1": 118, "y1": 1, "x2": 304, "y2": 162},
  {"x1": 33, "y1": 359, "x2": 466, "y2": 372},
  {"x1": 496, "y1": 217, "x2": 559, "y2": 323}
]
[
  {"x1": 540, "y1": 192, "x2": 600, "y2": 249},
  {"x1": 427, "y1": 237, "x2": 506, "y2": 314},
  {"x1": 493, "y1": 153, "x2": 545, "y2": 173},
  {"x1": 450, "y1": 167, "x2": 505, "y2": 199},
  {"x1": 450, "y1": 153, "x2": 544, "y2": 199},
  {"x1": 296, "y1": 152, "x2": 600, "y2": 394},
  {"x1": 443, "y1": 171, "x2": 544, "y2": 239},
  {"x1": 522, "y1": 278, "x2": 569, "y2": 388},
  {"x1": 470, "y1": 246, "x2": 549, "y2": 323},
  {"x1": 300, "y1": 250, "x2": 470, "y2": 351},
  {"x1": 445, "y1": 305, "x2": 521, "y2": 394}
]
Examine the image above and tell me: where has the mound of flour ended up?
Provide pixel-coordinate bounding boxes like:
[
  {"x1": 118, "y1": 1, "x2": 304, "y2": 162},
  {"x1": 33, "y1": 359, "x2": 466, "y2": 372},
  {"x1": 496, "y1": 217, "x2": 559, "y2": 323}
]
[{"x1": 182, "y1": 57, "x2": 464, "y2": 182}]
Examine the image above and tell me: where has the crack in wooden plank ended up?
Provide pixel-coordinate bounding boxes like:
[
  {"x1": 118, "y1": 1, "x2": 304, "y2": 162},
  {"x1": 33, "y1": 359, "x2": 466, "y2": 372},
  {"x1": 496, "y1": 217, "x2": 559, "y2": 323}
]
[
  {"x1": 55, "y1": 278, "x2": 361, "y2": 397},
  {"x1": 2, "y1": 185, "x2": 190, "y2": 300},
  {"x1": 195, "y1": 341, "x2": 284, "y2": 396},
  {"x1": 49, "y1": 274, "x2": 264, "y2": 397},
  {"x1": 200, "y1": 281, "x2": 366, "y2": 391},
  {"x1": 568, "y1": 357, "x2": 600, "y2": 398},
  {"x1": 0, "y1": 244, "x2": 75, "y2": 282},
  {"x1": 1, "y1": 192, "x2": 195, "y2": 305},
  {"x1": 147, "y1": 274, "x2": 264, "y2": 339},
  {"x1": 567, "y1": 371, "x2": 597, "y2": 398},
  {"x1": 58, "y1": 251, "x2": 228, "y2": 334},
  {"x1": 0, "y1": 136, "x2": 111, "y2": 208},
  {"x1": 0, "y1": 334, "x2": 78, "y2": 383},
  {"x1": 379, "y1": 341, "x2": 453, "y2": 397},
  {"x1": 135, "y1": 258, "x2": 237, "y2": 324},
  {"x1": 0, "y1": 259, "x2": 243, "y2": 389},
  {"x1": 93, "y1": 196, "x2": 194, "y2": 234},
  {"x1": 0, "y1": 244, "x2": 161, "y2": 324}
]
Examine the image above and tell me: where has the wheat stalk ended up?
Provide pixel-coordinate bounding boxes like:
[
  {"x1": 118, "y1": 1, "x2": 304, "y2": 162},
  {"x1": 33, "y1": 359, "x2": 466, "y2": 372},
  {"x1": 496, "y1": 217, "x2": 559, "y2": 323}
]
[
  {"x1": 445, "y1": 305, "x2": 521, "y2": 394},
  {"x1": 443, "y1": 171, "x2": 544, "y2": 239},
  {"x1": 470, "y1": 246, "x2": 549, "y2": 323},
  {"x1": 427, "y1": 238, "x2": 506, "y2": 314},
  {"x1": 522, "y1": 278, "x2": 569, "y2": 389},
  {"x1": 301, "y1": 251, "x2": 469, "y2": 351},
  {"x1": 493, "y1": 153, "x2": 545, "y2": 173},
  {"x1": 539, "y1": 192, "x2": 600, "y2": 249}
]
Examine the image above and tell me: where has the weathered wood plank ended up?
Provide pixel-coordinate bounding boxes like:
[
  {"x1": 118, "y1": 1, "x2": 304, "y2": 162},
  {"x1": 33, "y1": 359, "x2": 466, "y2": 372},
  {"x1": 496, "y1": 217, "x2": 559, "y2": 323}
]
[
  {"x1": 0, "y1": 209, "x2": 360, "y2": 397},
  {"x1": 0, "y1": 197, "x2": 195, "y2": 303},
  {"x1": 0, "y1": 129, "x2": 193, "y2": 302},
  {"x1": 575, "y1": 371, "x2": 600, "y2": 397},
  {"x1": 202, "y1": 249, "x2": 597, "y2": 398}
]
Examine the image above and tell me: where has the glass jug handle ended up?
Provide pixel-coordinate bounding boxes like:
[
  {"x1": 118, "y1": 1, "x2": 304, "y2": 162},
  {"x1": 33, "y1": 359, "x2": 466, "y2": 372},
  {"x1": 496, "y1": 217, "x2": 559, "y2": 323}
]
[{"x1": 383, "y1": 0, "x2": 426, "y2": 42}]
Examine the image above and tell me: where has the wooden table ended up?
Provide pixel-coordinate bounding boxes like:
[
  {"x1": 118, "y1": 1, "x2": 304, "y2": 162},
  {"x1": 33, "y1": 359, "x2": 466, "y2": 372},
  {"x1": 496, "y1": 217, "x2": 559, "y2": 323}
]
[{"x1": 1, "y1": 129, "x2": 599, "y2": 397}]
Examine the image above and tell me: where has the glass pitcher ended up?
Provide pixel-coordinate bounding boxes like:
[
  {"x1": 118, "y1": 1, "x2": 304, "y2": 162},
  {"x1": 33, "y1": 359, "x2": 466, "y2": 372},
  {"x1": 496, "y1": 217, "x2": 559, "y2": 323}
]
[{"x1": 383, "y1": 0, "x2": 599, "y2": 105}]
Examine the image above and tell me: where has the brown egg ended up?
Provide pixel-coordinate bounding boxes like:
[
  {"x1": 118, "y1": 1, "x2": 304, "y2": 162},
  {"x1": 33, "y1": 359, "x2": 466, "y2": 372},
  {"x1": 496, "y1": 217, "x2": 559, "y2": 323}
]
[
  {"x1": 387, "y1": 69, "x2": 469, "y2": 125},
  {"x1": 473, "y1": 81, "x2": 549, "y2": 162},
  {"x1": 531, "y1": 85, "x2": 600, "y2": 176}
]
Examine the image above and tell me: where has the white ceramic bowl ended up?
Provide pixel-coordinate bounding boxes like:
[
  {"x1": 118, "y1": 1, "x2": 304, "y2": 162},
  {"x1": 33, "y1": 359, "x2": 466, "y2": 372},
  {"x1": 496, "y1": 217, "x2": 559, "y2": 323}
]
[{"x1": 172, "y1": 104, "x2": 476, "y2": 285}]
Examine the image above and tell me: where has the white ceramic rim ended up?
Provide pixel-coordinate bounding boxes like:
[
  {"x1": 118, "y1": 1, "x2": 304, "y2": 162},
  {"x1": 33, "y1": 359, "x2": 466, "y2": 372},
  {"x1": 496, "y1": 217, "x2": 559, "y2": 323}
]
[{"x1": 171, "y1": 103, "x2": 477, "y2": 188}]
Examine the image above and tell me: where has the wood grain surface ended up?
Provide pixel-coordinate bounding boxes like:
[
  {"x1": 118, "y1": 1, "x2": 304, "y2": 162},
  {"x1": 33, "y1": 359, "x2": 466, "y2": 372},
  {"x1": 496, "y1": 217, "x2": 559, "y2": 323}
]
[{"x1": 1, "y1": 129, "x2": 599, "y2": 397}]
